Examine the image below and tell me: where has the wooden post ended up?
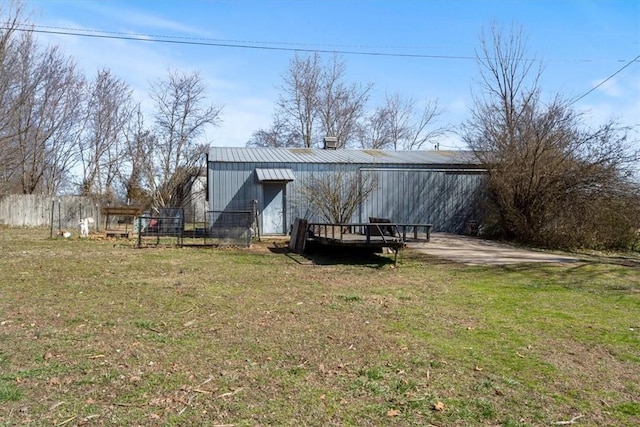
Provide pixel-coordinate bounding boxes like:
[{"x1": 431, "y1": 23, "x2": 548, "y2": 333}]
[
  {"x1": 50, "y1": 199, "x2": 55, "y2": 238},
  {"x1": 288, "y1": 218, "x2": 308, "y2": 254}
]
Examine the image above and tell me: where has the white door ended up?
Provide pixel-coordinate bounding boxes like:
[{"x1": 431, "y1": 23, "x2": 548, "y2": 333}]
[{"x1": 262, "y1": 184, "x2": 285, "y2": 234}]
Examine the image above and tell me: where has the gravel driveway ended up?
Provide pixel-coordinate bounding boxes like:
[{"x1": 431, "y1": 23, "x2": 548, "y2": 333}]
[{"x1": 407, "y1": 233, "x2": 578, "y2": 265}]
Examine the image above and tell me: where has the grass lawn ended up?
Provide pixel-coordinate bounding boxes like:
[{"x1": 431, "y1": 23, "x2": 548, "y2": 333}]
[{"x1": 0, "y1": 227, "x2": 639, "y2": 426}]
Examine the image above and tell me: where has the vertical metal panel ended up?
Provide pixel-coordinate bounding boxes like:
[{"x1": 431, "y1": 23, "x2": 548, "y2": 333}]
[
  {"x1": 210, "y1": 163, "x2": 256, "y2": 212},
  {"x1": 359, "y1": 168, "x2": 485, "y2": 232},
  {"x1": 209, "y1": 159, "x2": 486, "y2": 234}
]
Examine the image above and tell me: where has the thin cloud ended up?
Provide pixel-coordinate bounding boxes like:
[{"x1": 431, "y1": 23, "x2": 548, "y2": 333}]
[
  {"x1": 593, "y1": 77, "x2": 623, "y2": 98},
  {"x1": 115, "y1": 11, "x2": 206, "y2": 36},
  {"x1": 54, "y1": 1, "x2": 210, "y2": 37}
]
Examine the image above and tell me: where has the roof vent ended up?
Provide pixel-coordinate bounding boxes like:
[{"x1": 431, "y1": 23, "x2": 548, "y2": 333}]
[{"x1": 323, "y1": 136, "x2": 338, "y2": 150}]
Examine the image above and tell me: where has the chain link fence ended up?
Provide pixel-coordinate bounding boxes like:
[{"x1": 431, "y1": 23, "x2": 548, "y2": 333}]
[
  {"x1": 135, "y1": 205, "x2": 258, "y2": 248},
  {"x1": 204, "y1": 209, "x2": 256, "y2": 247},
  {"x1": 136, "y1": 208, "x2": 185, "y2": 247}
]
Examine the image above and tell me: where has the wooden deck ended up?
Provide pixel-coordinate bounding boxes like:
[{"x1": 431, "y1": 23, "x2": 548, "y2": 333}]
[
  {"x1": 287, "y1": 220, "x2": 433, "y2": 266},
  {"x1": 310, "y1": 232, "x2": 406, "y2": 251},
  {"x1": 304, "y1": 222, "x2": 412, "y2": 254},
  {"x1": 302, "y1": 222, "x2": 404, "y2": 265}
]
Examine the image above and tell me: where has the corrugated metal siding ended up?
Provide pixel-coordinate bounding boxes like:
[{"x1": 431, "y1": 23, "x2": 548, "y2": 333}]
[
  {"x1": 255, "y1": 168, "x2": 296, "y2": 182},
  {"x1": 210, "y1": 164, "x2": 255, "y2": 211},
  {"x1": 208, "y1": 153, "x2": 486, "y2": 233},
  {"x1": 359, "y1": 169, "x2": 486, "y2": 232}
]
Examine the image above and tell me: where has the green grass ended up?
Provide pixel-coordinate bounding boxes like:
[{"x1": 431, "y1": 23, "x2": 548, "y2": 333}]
[
  {"x1": 0, "y1": 227, "x2": 639, "y2": 426},
  {"x1": 0, "y1": 381, "x2": 23, "y2": 403}
]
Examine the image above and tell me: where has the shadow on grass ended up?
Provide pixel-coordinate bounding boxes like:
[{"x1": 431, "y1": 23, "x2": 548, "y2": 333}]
[
  {"x1": 497, "y1": 260, "x2": 640, "y2": 295},
  {"x1": 572, "y1": 253, "x2": 640, "y2": 268},
  {"x1": 399, "y1": 248, "x2": 465, "y2": 266},
  {"x1": 267, "y1": 243, "x2": 395, "y2": 268}
]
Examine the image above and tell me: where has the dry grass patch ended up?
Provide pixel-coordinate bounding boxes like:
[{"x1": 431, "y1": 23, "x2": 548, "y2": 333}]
[{"x1": 0, "y1": 228, "x2": 638, "y2": 426}]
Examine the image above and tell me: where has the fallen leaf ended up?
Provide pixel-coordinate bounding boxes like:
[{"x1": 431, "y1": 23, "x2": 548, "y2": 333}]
[
  {"x1": 43, "y1": 352, "x2": 53, "y2": 361},
  {"x1": 387, "y1": 409, "x2": 400, "y2": 417},
  {"x1": 474, "y1": 366, "x2": 483, "y2": 371},
  {"x1": 433, "y1": 401, "x2": 445, "y2": 411}
]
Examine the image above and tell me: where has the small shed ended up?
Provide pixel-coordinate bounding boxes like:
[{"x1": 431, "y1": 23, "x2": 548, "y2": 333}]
[{"x1": 207, "y1": 147, "x2": 486, "y2": 235}]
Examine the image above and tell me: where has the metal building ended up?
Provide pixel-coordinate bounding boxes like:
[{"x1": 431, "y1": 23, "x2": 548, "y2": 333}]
[{"x1": 207, "y1": 147, "x2": 486, "y2": 235}]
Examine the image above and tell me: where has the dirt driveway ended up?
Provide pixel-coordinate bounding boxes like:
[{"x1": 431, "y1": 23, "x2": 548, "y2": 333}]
[{"x1": 407, "y1": 233, "x2": 578, "y2": 265}]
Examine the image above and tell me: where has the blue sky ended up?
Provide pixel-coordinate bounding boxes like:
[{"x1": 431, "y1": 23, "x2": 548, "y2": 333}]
[{"x1": 26, "y1": 0, "x2": 640, "y2": 149}]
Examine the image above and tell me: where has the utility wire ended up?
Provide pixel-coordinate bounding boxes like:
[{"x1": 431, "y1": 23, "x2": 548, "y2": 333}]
[
  {"x1": 6, "y1": 23, "x2": 639, "y2": 105},
  {"x1": 569, "y1": 53, "x2": 640, "y2": 105},
  {"x1": 3, "y1": 25, "x2": 477, "y2": 60},
  {"x1": 5, "y1": 24, "x2": 636, "y2": 64},
  {"x1": 26, "y1": 24, "x2": 450, "y2": 51}
]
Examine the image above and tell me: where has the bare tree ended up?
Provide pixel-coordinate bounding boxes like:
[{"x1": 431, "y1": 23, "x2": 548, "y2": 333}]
[
  {"x1": 247, "y1": 113, "x2": 300, "y2": 148},
  {"x1": 0, "y1": 0, "x2": 25, "y2": 141},
  {"x1": 316, "y1": 54, "x2": 371, "y2": 148},
  {"x1": 79, "y1": 68, "x2": 132, "y2": 202},
  {"x1": 24, "y1": 42, "x2": 84, "y2": 195},
  {"x1": 358, "y1": 93, "x2": 444, "y2": 150},
  {"x1": 252, "y1": 53, "x2": 445, "y2": 150},
  {"x1": 121, "y1": 104, "x2": 154, "y2": 205},
  {"x1": 356, "y1": 105, "x2": 391, "y2": 149},
  {"x1": 299, "y1": 169, "x2": 378, "y2": 223},
  {"x1": 252, "y1": 53, "x2": 371, "y2": 149},
  {"x1": 464, "y1": 25, "x2": 639, "y2": 248},
  {"x1": 276, "y1": 53, "x2": 321, "y2": 148},
  {"x1": 147, "y1": 68, "x2": 222, "y2": 208},
  {"x1": 0, "y1": 1, "x2": 29, "y2": 194},
  {"x1": 401, "y1": 98, "x2": 445, "y2": 150},
  {"x1": 381, "y1": 93, "x2": 413, "y2": 150},
  {"x1": 0, "y1": 5, "x2": 85, "y2": 196}
]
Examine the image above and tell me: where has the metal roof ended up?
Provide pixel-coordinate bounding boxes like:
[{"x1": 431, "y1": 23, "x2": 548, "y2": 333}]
[
  {"x1": 209, "y1": 147, "x2": 479, "y2": 165},
  {"x1": 255, "y1": 168, "x2": 296, "y2": 182}
]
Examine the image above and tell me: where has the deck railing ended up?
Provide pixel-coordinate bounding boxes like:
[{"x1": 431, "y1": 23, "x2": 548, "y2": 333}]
[
  {"x1": 307, "y1": 222, "x2": 432, "y2": 245},
  {"x1": 397, "y1": 224, "x2": 433, "y2": 242}
]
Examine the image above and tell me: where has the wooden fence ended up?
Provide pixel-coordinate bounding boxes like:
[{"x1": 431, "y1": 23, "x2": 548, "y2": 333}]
[{"x1": 0, "y1": 195, "x2": 100, "y2": 230}]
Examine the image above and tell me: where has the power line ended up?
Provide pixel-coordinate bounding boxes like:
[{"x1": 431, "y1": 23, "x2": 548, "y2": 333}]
[
  {"x1": 8, "y1": 24, "x2": 635, "y2": 64},
  {"x1": 6, "y1": 23, "x2": 639, "y2": 105},
  {"x1": 569, "y1": 53, "x2": 640, "y2": 105},
  {"x1": 27, "y1": 24, "x2": 451, "y2": 52},
  {"x1": 4, "y1": 25, "x2": 477, "y2": 60}
]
